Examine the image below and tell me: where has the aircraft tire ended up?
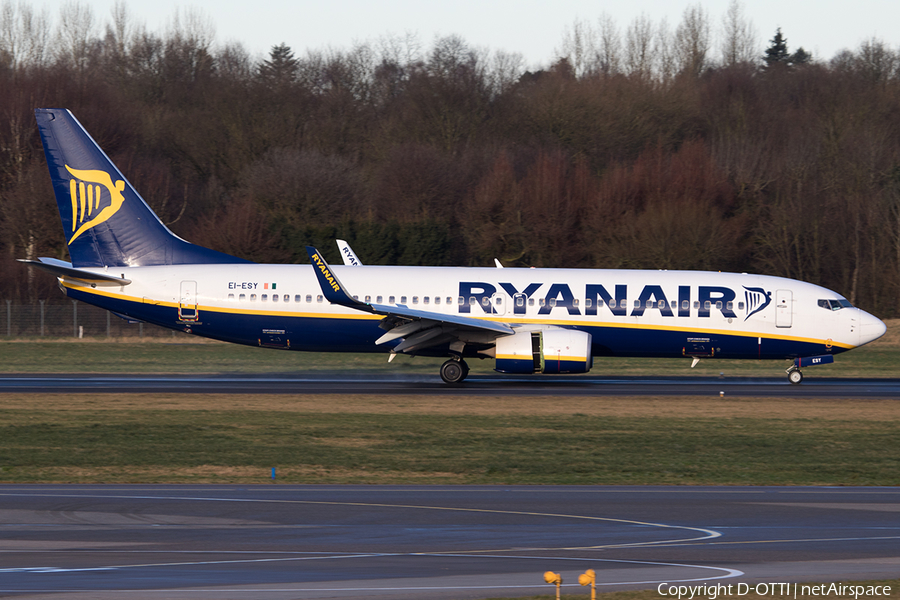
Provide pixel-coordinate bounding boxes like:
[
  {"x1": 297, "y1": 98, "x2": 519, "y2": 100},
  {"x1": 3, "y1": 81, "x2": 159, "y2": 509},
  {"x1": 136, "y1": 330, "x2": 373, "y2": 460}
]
[
  {"x1": 440, "y1": 359, "x2": 468, "y2": 384},
  {"x1": 788, "y1": 369, "x2": 803, "y2": 384}
]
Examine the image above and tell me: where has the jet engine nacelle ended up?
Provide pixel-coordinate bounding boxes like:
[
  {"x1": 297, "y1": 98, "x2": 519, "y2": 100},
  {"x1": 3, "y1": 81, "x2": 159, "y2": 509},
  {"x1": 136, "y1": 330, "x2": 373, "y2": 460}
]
[{"x1": 494, "y1": 329, "x2": 592, "y2": 374}]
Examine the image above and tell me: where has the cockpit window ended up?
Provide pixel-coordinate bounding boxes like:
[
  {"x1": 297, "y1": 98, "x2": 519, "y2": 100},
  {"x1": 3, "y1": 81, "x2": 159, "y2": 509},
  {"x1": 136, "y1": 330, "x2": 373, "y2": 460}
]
[{"x1": 818, "y1": 299, "x2": 853, "y2": 311}]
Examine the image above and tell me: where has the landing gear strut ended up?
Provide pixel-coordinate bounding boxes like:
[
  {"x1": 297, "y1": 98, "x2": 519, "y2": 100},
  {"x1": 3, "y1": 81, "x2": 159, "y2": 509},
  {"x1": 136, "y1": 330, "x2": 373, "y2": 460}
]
[{"x1": 440, "y1": 358, "x2": 469, "y2": 384}]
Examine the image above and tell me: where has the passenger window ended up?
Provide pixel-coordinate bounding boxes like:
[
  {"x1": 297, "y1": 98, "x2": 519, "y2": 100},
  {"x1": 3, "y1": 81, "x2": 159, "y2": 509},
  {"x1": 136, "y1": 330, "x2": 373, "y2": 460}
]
[
  {"x1": 295, "y1": 295, "x2": 302, "y2": 302},
  {"x1": 469, "y1": 297, "x2": 476, "y2": 306},
  {"x1": 704, "y1": 301, "x2": 711, "y2": 310},
  {"x1": 584, "y1": 298, "x2": 592, "y2": 308},
  {"x1": 228, "y1": 293, "x2": 234, "y2": 300},
  {"x1": 549, "y1": 298, "x2": 557, "y2": 307},
  {"x1": 306, "y1": 295, "x2": 312, "y2": 303},
  {"x1": 365, "y1": 295, "x2": 371, "y2": 303},
  {"x1": 715, "y1": 301, "x2": 722, "y2": 310},
  {"x1": 481, "y1": 297, "x2": 490, "y2": 307},
  {"x1": 447, "y1": 297, "x2": 453, "y2": 305},
  {"x1": 239, "y1": 293, "x2": 246, "y2": 301},
  {"x1": 682, "y1": 300, "x2": 689, "y2": 310},
  {"x1": 539, "y1": 298, "x2": 546, "y2": 307},
  {"x1": 694, "y1": 301, "x2": 700, "y2": 309},
  {"x1": 528, "y1": 298, "x2": 535, "y2": 306},
  {"x1": 434, "y1": 297, "x2": 441, "y2": 305},
  {"x1": 413, "y1": 296, "x2": 419, "y2": 304},
  {"x1": 726, "y1": 301, "x2": 733, "y2": 311},
  {"x1": 634, "y1": 300, "x2": 641, "y2": 308},
  {"x1": 250, "y1": 294, "x2": 257, "y2": 301},
  {"x1": 573, "y1": 298, "x2": 580, "y2": 307},
  {"x1": 495, "y1": 297, "x2": 502, "y2": 305},
  {"x1": 389, "y1": 296, "x2": 395, "y2": 304},
  {"x1": 271, "y1": 294, "x2": 277, "y2": 302},
  {"x1": 377, "y1": 296, "x2": 383, "y2": 303},
  {"x1": 401, "y1": 296, "x2": 407, "y2": 304},
  {"x1": 283, "y1": 295, "x2": 289, "y2": 302},
  {"x1": 317, "y1": 295, "x2": 323, "y2": 303},
  {"x1": 738, "y1": 302, "x2": 744, "y2": 310},
  {"x1": 423, "y1": 297, "x2": 430, "y2": 304},
  {"x1": 607, "y1": 300, "x2": 615, "y2": 308}
]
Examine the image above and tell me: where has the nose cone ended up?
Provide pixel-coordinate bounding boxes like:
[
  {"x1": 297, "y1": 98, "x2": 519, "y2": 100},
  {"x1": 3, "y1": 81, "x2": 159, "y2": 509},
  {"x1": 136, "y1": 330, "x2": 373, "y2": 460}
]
[{"x1": 858, "y1": 309, "x2": 887, "y2": 346}]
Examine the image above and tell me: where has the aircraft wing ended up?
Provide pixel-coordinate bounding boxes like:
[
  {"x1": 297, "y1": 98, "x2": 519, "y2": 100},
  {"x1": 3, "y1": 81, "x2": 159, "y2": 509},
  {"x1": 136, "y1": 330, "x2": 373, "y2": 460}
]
[{"x1": 307, "y1": 247, "x2": 513, "y2": 354}]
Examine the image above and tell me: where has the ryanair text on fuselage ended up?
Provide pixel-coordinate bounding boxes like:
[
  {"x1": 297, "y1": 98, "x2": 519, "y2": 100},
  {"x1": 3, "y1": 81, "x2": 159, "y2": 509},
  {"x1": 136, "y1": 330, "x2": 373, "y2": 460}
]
[{"x1": 458, "y1": 281, "x2": 770, "y2": 320}]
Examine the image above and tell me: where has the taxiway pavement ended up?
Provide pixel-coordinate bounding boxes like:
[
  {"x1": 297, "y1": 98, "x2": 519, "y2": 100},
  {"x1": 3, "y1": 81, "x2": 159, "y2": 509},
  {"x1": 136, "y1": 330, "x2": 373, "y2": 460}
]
[{"x1": 1, "y1": 485, "x2": 898, "y2": 599}]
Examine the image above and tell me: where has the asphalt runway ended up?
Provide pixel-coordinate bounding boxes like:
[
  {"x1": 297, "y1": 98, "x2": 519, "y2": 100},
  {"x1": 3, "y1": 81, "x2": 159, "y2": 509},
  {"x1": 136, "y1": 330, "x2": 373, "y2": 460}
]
[
  {"x1": 1, "y1": 373, "x2": 900, "y2": 396},
  {"x1": 0, "y1": 485, "x2": 898, "y2": 599}
]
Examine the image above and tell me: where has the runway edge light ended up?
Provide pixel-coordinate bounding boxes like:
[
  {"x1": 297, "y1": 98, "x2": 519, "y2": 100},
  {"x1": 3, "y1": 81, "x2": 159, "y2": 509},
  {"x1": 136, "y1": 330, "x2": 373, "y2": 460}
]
[
  {"x1": 579, "y1": 568, "x2": 597, "y2": 600},
  {"x1": 544, "y1": 571, "x2": 562, "y2": 600}
]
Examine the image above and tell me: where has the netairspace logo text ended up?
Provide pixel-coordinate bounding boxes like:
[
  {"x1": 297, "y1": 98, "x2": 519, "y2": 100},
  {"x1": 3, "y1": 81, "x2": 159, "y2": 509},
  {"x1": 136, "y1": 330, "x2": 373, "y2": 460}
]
[{"x1": 657, "y1": 582, "x2": 893, "y2": 600}]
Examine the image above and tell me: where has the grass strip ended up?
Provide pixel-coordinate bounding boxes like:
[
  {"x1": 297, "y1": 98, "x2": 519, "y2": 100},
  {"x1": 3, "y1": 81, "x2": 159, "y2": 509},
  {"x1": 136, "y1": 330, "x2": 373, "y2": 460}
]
[
  {"x1": 1, "y1": 405, "x2": 897, "y2": 485},
  {"x1": 0, "y1": 338, "x2": 899, "y2": 378}
]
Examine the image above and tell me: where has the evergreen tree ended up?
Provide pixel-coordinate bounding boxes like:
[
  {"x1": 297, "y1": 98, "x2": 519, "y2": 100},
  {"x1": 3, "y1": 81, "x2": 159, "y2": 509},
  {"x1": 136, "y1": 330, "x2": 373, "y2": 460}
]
[
  {"x1": 258, "y1": 43, "x2": 298, "y2": 86},
  {"x1": 791, "y1": 47, "x2": 812, "y2": 65},
  {"x1": 763, "y1": 28, "x2": 790, "y2": 67}
]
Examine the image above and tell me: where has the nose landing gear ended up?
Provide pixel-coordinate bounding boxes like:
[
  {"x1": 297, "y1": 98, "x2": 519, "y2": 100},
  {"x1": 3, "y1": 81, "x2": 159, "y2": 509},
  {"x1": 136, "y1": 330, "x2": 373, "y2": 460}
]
[
  {"x1": 787, "y1": 367, "x2": 803, "y2": 384},
  {"x1": 440, "y1": 358, "x2": 469, "y2": 384}
]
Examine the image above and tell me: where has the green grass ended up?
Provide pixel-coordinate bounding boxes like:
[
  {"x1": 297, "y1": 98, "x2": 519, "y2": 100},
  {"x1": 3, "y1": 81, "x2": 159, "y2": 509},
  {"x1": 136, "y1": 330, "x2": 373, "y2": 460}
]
[
  {"x1": 0, "y1": 338, "x2": 897, "y2": 377},
  {"x1": 1, "y1": 410, "x2": 897, "y2": 485}
]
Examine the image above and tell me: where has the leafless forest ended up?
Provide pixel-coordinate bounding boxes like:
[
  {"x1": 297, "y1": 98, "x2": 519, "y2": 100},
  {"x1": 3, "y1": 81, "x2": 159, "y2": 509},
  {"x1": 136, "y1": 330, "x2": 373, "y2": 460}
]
[{"x1": 1, "y1": 2, "x2": 899, "y2": 317}]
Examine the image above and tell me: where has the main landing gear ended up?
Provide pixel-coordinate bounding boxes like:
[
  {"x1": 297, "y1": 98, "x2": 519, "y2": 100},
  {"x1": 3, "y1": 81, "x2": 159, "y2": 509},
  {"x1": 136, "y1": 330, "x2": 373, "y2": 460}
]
[
  {"x1": 440, "y1": 357, "x2": 469, "y2": 384},
  {"x1": 787, "y1": 368, "x2": 803, "y2": 384}
]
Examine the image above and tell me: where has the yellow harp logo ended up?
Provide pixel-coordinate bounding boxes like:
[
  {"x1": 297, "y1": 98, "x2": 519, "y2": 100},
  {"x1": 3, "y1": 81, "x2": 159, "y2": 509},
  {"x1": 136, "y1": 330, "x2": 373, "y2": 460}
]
[{"x1": 65, "y1": 165, "x2": 126, "y2": 244}]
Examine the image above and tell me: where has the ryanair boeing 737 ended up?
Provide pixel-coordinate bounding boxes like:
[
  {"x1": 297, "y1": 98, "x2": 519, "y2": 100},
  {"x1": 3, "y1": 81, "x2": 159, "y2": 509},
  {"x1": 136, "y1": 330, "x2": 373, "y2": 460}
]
[{"x1": 22, "y1": 108, "x2": 886, "y2": 384}]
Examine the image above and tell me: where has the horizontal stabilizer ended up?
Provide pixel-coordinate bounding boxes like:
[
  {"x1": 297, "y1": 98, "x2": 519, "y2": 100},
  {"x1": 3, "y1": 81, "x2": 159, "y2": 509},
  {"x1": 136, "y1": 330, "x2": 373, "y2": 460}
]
[{"x1": 18, "y1": 258, "x2": 131, "y2": 285}]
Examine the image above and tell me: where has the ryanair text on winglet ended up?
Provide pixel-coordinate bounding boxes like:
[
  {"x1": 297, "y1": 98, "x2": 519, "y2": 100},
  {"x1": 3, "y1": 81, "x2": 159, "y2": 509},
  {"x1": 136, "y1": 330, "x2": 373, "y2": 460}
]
[{"x1": 311, "y1": 253, "x2": 341, "y2": 292}]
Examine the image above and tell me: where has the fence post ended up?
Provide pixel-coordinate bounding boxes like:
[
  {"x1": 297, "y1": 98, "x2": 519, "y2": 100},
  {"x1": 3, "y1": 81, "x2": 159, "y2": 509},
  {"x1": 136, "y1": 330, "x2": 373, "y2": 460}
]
[
  {"x1": 40, "y1": 300, "x2": 45, "y2": 336},
  {"x1": 72, "y1": 300, "x2": 78, "y2": 337},
  {"x1": 106, "y1": 310, "x2": 110, "y2": 338},
  {"x1": 5, "y1": 300, "x2": 9, "y2": 337}
]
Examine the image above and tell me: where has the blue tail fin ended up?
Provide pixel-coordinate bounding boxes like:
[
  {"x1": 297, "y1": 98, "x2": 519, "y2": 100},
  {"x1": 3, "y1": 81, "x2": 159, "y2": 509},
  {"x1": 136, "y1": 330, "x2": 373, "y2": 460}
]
[{"x1": 35, "y1": 108, "x2": 250, "y2": 267}]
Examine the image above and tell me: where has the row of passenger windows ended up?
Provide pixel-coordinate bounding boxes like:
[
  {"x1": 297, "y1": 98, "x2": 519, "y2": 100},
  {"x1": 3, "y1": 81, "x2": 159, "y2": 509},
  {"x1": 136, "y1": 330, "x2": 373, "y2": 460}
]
[
  {"x1": 224, "y1": 292, "x2": 743, "y2": 311},
  {"x1": 225, "y1": 293, "x2": 458, "y2": 304}
]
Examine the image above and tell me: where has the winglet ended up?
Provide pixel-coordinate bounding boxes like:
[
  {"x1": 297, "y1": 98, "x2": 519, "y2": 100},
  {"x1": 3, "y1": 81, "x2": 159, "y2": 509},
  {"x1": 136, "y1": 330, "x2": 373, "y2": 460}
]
[
  {"x1": 336, "y1": 239, "x2": 364, "y2": 266},
  {"x1": 306, "y1": 246, "x2": 367, "y2": 309}
]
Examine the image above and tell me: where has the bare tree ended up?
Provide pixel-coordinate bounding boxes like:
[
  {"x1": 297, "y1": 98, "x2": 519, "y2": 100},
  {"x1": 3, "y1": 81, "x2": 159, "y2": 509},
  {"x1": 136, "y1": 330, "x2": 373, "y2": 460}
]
[
  {"x1": 655, "y1": 18, "x2": 675, "y2": 83},
  {"x1": 595, "y1": 13, "x2": 622, "y2": 76},
  {"x1": 720, "y1": 0, "x2": 758, "y2": 66},
  {"x1": 854, "y1": 37, "x2": 897, "y2": 84},
  {"x1": 673, "y1": 3, "x2": 711, "y2": 76},
  {"x1": 624, "y1": 14, "x2": 654, "y2": 80},
  {"x1": 0, "y1": 0, "x2": 51, "y2": 72},
  {"x1": 55, "y1": 1, "x2": 96, "y2": 78},
  {"x1": 556, "y1": 18, "x2": 595, "y2": 78}
]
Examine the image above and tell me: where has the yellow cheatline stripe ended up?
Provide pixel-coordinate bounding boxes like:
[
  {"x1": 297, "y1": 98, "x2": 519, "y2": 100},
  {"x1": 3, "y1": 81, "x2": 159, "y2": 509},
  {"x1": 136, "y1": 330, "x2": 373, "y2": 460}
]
[{"x1": 60, "y1": 280, "x2": 854, "y2": 348}]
